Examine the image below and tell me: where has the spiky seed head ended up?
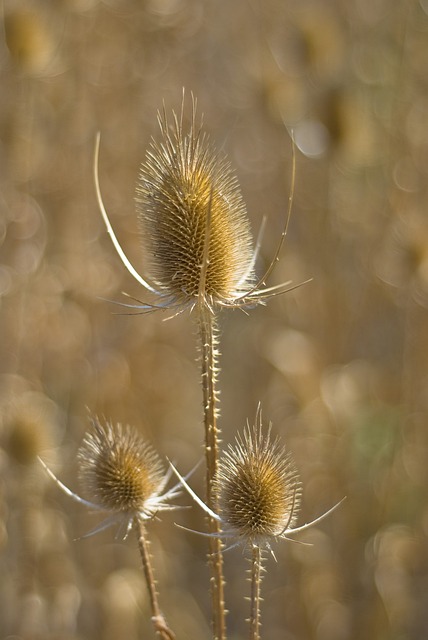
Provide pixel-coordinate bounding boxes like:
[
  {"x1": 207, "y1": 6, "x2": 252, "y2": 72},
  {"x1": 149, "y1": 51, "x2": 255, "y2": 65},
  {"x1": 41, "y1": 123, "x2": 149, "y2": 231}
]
[
  {"x1": 78, "y1": 417, "x2": 165, "y2": 514},
  {"x1": 214, "y1": 421, "x2": 301, "y2": 548},
  {"x1": 135, "y1": 103, "x2": 255, "y2": 307}
]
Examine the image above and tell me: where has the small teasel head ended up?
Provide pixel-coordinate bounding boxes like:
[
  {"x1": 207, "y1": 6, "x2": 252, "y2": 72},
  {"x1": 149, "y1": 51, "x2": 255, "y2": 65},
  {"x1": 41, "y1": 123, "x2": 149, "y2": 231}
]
[
  {"x1": 39, "y1": 416, "x2": 181, "y2": 538},
  {"x1": 78, "y1": 416, "x2": 169, "y2": 518},
  {"x1": 214, "y1": 411, "x2": 302, "y2": 550},
  {"x1": 135, "y1": 97, "x2": 256, "y2": 309},
  {"x1": 170, "y1": 408, "x2": 344, "y2": 550},
  {"x1": 39, "y1": 417, "x2": 180, "y2": 640}
]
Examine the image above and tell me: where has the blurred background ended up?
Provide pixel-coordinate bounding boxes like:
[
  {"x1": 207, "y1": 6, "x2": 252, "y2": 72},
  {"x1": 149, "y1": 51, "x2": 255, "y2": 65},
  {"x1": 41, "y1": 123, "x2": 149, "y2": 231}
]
[{"x1": 1, "y1": 0, "x2": 428, "y2": 638}]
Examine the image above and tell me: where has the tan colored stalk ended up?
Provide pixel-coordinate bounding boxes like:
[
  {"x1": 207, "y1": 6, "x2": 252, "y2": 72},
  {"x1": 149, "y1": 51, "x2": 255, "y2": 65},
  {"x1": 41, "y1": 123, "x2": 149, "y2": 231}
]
[
  {"x1": 249, "y1": 545, "x2": 263, "y2": 640},
  {"x1": 134, "y1": 516, "x2": 176, "y2": 640},
  {"x1": 198, "y1": 304, "x2": 225, "y2": 640}
]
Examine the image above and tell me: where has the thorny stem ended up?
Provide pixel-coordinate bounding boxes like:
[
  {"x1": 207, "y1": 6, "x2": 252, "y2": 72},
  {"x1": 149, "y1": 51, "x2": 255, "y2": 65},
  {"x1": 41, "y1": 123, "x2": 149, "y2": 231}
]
[
  {"x1": 198, "y1": 304, "x2": 226, "y2": 640},
  {"x1": 133, "y1": 516, "x2": 176, "y2": 640},
  {"x1": 249, "y1": 545, "x2": 263, "y2": 640}
]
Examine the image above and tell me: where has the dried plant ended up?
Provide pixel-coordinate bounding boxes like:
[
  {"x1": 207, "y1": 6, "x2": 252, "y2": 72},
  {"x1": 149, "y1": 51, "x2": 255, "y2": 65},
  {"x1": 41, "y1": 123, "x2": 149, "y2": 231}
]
[
  {"x1": 39, "y1": 416, "x2": 180, "y2": 640},
  {"x1": 35, "y1": 95, "x2": 343, "y2": 639},
  {"x1": 171, "y1": 408, "x2": 343, "y2": 640},
  {"x1": 213, "y1": 409, "x2": 302, "y2": 552},
  {"x1": 29, "y1": 93, "x2": 343, "y2": 640},
  {"x1": 135, "y1": 101, "x2": 255, "y2": 311},
  {"x1": 214, "y1": 412, "x2": 343, "y2": 640},
  {"x1": 94, "y1": 96, "x2": 297, "y2": 316},
  {"x1": 94, "y1": 94, "x2": 298, "y2": 640}
]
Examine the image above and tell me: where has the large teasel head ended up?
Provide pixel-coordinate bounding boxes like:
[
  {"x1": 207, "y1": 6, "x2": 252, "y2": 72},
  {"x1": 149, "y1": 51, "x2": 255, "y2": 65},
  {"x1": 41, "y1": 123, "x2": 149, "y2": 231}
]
[
  {"x1": 214, "y1": 411, "x2": 302, "y2": 550},
  {"x1": 94, "y1": 95, "x2": 298, "y2": 314},
  {"x1": 135, "y1": 99, "x2": 255, "y2": 308}
]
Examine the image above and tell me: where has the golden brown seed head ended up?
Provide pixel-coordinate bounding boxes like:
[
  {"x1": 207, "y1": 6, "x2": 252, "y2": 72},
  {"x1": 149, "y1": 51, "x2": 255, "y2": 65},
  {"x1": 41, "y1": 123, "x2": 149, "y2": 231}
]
[
  {"x1": 78, "y1": 417, "x2": 165, "y2": 514},
  {"x1": 135, "y1": 105, "x2": 255, "y2": 307},
  {"x1": 214, "y1": 422, "x2": 301, "y2": 547}
]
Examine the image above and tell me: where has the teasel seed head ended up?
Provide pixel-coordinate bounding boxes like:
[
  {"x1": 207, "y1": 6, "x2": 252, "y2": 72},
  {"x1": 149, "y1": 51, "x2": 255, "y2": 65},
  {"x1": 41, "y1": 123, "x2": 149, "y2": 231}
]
[
  {"x1": 135, "y1": 99, "x2": 255, "y2": 308},
  {"x1": 170, "y1": 408, "x2": 344, "y2": 551},
  {"x1": 214, "y1": 414, "x2": 302, "y2": 549},
  {"x1": 95, "y1": 95, "x2": 301, "y2": 315},
  {"x1": 78, "y1": 417, "x2": 168, "y2": 515},
  {"x1": 39, "y1": 416, "x2": 181, "y2": 537}
]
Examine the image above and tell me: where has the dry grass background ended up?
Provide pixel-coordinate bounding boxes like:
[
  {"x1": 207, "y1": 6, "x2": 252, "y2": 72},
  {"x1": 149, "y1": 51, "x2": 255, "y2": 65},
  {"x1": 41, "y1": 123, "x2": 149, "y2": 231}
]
[{"x1": 1, "y1": 1, "x2": 428, "y2": 639}]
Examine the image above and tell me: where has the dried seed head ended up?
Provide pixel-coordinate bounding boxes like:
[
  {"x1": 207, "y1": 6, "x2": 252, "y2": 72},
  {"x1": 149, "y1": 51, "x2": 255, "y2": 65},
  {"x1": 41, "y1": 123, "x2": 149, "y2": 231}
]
[
  {"x1": 95, "y1": 97, "x2": 299, "y2": 315},
  {"x1": 135, "y1": 101, "x2": 255, "y2": 307},
  {"x1": 78, "y1": 417, "x2": 166, "y2": 515},
  {"x1": 39, "y1": 416, "x2": 181, "y2": 538},
  {"x1": 214, "y1": 419, "x2": 301, "y2": 548}
]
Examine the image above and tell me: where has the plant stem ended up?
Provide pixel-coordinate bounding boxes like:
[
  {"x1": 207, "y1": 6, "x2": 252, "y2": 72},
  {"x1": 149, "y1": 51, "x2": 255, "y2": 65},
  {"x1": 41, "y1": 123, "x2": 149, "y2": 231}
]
[
  {"x1": 198, "y1": 303, "x2": 226, "y2": 640},
  {"x1": 249, "y1": 545, "x2": 263, "y2": 640},
  {"x1": 133, "y1": 516, "x2": 176, "y2": 640}
]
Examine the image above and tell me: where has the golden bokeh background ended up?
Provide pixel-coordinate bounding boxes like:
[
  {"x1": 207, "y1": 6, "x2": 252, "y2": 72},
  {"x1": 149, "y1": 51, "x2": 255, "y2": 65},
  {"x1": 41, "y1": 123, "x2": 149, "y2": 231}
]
[{"x1": 1, "y1": 1, "x2": 428, "y2": 639}]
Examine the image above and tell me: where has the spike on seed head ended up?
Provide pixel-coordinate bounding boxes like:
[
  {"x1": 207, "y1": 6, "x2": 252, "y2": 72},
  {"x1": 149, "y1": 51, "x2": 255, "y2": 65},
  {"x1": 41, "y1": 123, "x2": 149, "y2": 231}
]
[
  {"x1": 78, "y1": 417, "x2": 166, "y2": 515},
  {"x1": 214, "y1": 417, "x2": 302, "y2": 548},
  {"x1": 135, "y1": 99, "x2": 255, "y2": 308}
]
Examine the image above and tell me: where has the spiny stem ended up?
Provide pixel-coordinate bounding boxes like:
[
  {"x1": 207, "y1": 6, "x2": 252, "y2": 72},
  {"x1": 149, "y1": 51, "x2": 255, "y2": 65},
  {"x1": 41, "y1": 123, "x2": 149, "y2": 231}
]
[
  {"x1": 198, "y1": 303, "x2": 226, "y2": 640},
  {"x1": 249, "y1": 545, "x2": 263, "y2": 640},
  {"x1": 133, "y1": 516, "x2": 176, "y2": 640}
]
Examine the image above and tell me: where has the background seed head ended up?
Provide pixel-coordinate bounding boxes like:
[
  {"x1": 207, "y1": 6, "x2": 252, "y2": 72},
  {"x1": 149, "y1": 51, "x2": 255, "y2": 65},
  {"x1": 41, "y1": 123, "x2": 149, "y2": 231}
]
[
  {"x1": 214, "y1": 423, "x2": 302, "y2": 547},
  {"x1": 78, "y1": 417, "x2": 165, "y2": 514},
  {"x1": 136, "y1": 107, "x2": 255, "y2": 306}
]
